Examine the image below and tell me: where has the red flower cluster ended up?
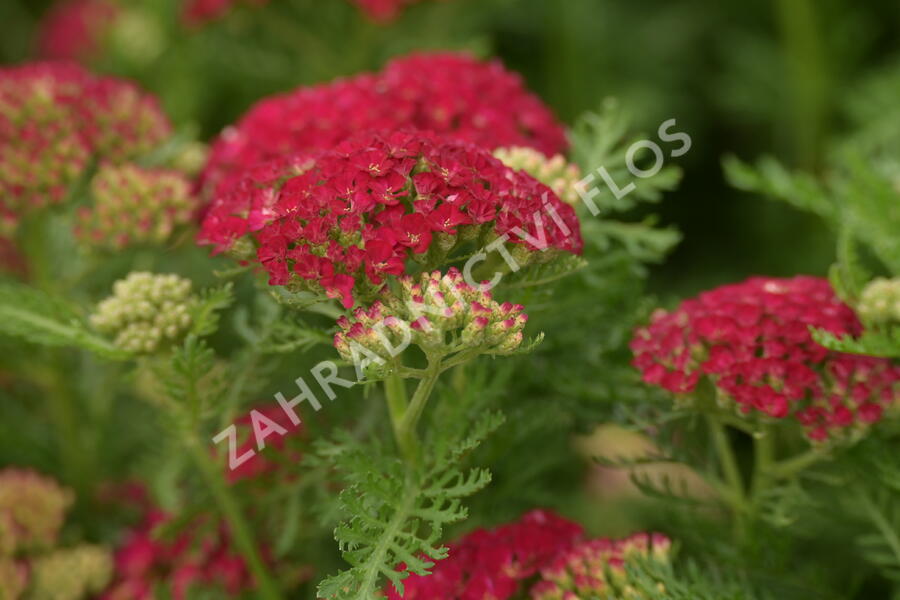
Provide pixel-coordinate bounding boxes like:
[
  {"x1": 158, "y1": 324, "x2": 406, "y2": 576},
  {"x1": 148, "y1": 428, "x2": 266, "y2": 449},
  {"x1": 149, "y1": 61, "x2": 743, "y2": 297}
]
[
  {"x1": 199, "y1": 131, "x2": 582, "y2": 308},
  {"x1": 37, "y1": 0, "x2": 118, "y2": 61},
  {"x1": 199, "y1": 52, "x2": 567, "y2": 197},
  {"x1": 631, "y1": 276, "x2": 900, "y2": 442},
  {"x1": 0, "y1": 62, "x2": 171, "y2": 235},
  {"x1": 353, "y1": 0, "x2": 440, "y2": 21},
  {"x1": 182, "y1": 0, "x2": 269, "y2": 26},
  {"x1": 223, "y1": 403, "x2": 304, "y2": 484},
  {"x1": 386, "y1": 510, "x2": 583, "y2": 600},
  {"x1": 531, "y1": 532, "x2": 671, "y2": 599},
  {"x1": 102, "y1": 508, "x2": 253, "y2": 599}
]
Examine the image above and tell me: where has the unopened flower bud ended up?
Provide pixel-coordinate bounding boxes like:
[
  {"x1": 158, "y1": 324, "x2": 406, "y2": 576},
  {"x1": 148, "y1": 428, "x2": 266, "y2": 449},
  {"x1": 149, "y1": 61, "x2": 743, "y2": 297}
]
[
  {"x1": 858, "y1": 277, "x2": 900, "y2": 326},
  {"x1": 91, "y1": 272, "x2": 195, "y2": 354}
]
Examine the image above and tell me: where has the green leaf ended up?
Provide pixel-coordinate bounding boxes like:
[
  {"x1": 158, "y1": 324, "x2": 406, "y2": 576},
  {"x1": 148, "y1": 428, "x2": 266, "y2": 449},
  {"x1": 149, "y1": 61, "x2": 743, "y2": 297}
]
[
  {"x1": 317, "y1": 411, "x2": 500, "y2": 599},
  {"x1": 0, "y1": 281, "x2": 129, "y2": 359},
  {"x1": 190, "y1": 283, "x2": 235, "y2": 337}
]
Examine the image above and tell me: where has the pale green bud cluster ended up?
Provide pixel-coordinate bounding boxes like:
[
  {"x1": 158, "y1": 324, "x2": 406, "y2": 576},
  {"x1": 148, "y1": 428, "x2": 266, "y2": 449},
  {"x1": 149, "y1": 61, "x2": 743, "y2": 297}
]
[
  {"x1": 91, "y1": 271, "x2": 195, "y2": 353},
  {"x1": 27, "y1": 546, "x2": 113, "y2": 600},
  {"x1": 858, "y1": 277, "x2": 900, "y2": 326},
  {"x1": 494, "y1": 146, "x2": 582, "y2": 205},
  {"x1": 334, "y1": 268, "x2": 528, "y2": 377}
]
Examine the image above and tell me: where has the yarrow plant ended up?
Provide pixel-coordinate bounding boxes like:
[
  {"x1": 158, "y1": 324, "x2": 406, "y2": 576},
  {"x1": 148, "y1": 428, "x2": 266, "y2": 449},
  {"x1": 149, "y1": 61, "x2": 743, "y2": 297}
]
[
  {"x1": 75, "y1": 163, "x2": 198, "y2": 251},
  {"x1": 102, "y1": 506, "x2": 256, "y2": 599},
  {"x1": 631, "y1": 276, "x2": 900, "y2": 443},
  {"x1": 199, "y1": 130, "x2": 582, "y2": 308},
  {"x1": 494, "y1": 146, "x2": 583, "y2": 206},
  {"x1": 37, "y1": 0, "x2": 119, "y2": 61},
  {"x1": 90, "y1": 272, "x2": 195, "y2": 354},
  {"x1": 385, "y1": 510, "x2": 671, "y2": 600},
  {"x1": 0, "y1": 61, "x2": 171, "y2": 234},
  {"x1": 334, "y1": 267, "x2": 530, "y2": 389},
  {"x1": 0, "y1": 468, "x2": 113, "y2": 600},
  {"x1": 199, "y1": 52, "x2": 567, "y2": 197}
]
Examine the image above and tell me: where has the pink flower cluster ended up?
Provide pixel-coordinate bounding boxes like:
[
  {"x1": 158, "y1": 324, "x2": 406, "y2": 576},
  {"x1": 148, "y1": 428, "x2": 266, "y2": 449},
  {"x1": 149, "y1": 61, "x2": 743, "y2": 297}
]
[
  {"x1": 386, "y1": 510, "x2": 670, "y2": 600},
  {"x1": 102, "y1": 508, "x2": 253, "y2": 599},
  {"x1": 0, "y1": 62, "x2": 171, "y2": 235},
  {"x1": 531, "y1": 532, "x2": 671, "y2": 599},
  {"x1": 199, "y1": 130, "x2": 581, "y2": 308},
  {"x1": 224, "y1": 403, "x2": 304, "y2": 484},
  {"x1": 387, "y1": 510, "x2": 582, "y2": 599},
  {"x1": 37, "y1": 0, "x2": 118, "y2": 61},
  {"x1": 76, "y1": 163, "x2": 198, "y2": 251},
  {"x1": 182, "y1": 0, "x2": 269, "y2": 26},
  {"x1": 631, "y1": 276, "x2": 900, "y2": 442},
  {"x1": 199, "y1": 52, "x2": 567, "y2": 197},
  {"x1": 353, "y1": 0, "x2": 441, "y2": 22}
]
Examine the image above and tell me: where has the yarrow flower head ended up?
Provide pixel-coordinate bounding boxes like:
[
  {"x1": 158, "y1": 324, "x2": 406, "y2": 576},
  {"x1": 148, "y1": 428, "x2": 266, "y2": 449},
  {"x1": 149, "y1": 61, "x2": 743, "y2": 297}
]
[
  {"x1": 0, "y1": 468, "x2": 73, "y2": 555},
  {"x1": 182, "y1": 0, "x2": 269, "y2": 26},
  {"x1": 27, "y1": 545, "x2": 113, "y2": 600},
  {"x1": 0, "y1": 468, "x2": 111, "y2": 600},
  {"x1": 334, "y1": 267, "x2": 529, "y2": 377},
  {"x1": 386, "y1": 510, "x2": 583, "y2": 600},
  {"x1": 0, "y1": 62, "x2": 171, "y2": 234},
  {"x1": 199, "y1": 52, "x2": 567, "y2": 197},
  {"x1": 631, "y1": 276, "x2": 900, "y2": 443},
  {"x1": 76, "y1": 163, "x2": 198, "y2": 251},
  {"x1": 37, "y1": 0, "x2": 118, "y2": 61},
  {"x1": 102, "y1": 508, "x2": 255, "y2": 599},
  {"x1": 353, "y1": 0, "x2": 439, "y2": 21},
  {"x1": 494, "y1": 146, "x2": 583, "y2": 206},
  {"x1": 199, "y1": 130, "x2": 582, "y2": 308},
  {"x1": 530, "y1": 533, "x2": 672, "y2": 600},
  {"x1": 858, "y1": 277, "x2": 900, "y2": 326},
  {"x1": 91, "y1": 272, "x2": 195, "y2": 354},
  {"x1": 224, "y1": 403, "x2": 304, "y2": 484}
]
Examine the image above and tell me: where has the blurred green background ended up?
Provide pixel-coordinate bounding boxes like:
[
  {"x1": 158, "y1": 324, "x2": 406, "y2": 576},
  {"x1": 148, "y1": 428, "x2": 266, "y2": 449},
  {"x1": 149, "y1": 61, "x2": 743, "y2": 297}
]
[{"x1": 6, "y1": 0, "x2": 899, "y2": 298}]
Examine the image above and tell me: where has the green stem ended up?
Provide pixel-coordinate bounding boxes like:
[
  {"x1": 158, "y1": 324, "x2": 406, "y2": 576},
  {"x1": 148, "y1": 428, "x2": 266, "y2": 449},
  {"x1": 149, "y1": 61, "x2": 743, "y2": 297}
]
[
  {"x1": 384, "y1": 369, "x2": 409, "y2": 452},
  {"x1": 707, "y1": 416, "x2": 747, "y2": 536},
  {"x1": 751, "y1": 427, "x2": 776, "y2": 499},
  {"x1": 774, "y1": 0, "x2": 829, "y2": 168},
  {"x1": 182, "y1": 429, "x2": 283, "y2": 600},
  {"x1": 770, "y1": 448, "x2": 827, "y2": 480},
  {"x1": 394, "y1": 359, "x2": 442, "y2": 463}
]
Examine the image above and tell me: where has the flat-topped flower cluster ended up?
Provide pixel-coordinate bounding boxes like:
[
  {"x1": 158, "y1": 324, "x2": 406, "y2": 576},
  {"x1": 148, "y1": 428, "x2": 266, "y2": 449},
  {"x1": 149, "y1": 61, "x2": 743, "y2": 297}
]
[
  {"x1": 200, "y1": 131, "x2": 582, "y2": 308},
  {"x1": 385, "y1": 509, "x2": 670, "y2": 600},
  {"x1": 0, "y1": 61, "x2": 171, "y2": 235},
  {"x1": 199, "y1": 52, "x2": 568, "y2": 197},
  {"x1": 631, "y1": 276, "x2": 900, "y2": 442}
]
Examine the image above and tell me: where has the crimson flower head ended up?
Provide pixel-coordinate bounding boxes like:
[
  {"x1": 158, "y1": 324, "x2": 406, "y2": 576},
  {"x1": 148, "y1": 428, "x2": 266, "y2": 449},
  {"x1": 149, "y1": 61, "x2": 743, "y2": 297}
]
[
  {"x1": 223, "y1": 403, "x2": 304, "y2": 484},
  {"x1": 37, "y1": 0, "x2": 119, "y2": 61},
  {"x1": 631, "y1": 276, "x2": 900, "y2": 443},
  {"x1": 386, "y1": 509, "x2": 583, "y2": 600},
  {"x1": 198, "y1": 130, "x2": 582, "y2": 308},
  {"x1": 182, "y1": 0, "x2": 269, "y2": 26},
  {"x1": 102, "y1": 509, "x2": 255, "y2": 600},
  {"x1": 352, "y1": 0, "x2": 438, "y2": 21},
  {"x1": 199, "y1": 51, "x2": 567, "y2": 198},
  {"x1": 0, "y1": 62, "x2": 172, "y2": 234}
]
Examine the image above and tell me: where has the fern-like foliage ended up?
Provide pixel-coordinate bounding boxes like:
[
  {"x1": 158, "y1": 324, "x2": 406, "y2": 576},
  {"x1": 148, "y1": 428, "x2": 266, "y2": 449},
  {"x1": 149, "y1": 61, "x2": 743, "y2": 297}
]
[
  {"x1": 0, "y1": 280, "x2": 130, "y2": 359},
  {"x1": 812, "y1": 327, "x2": 900, "y2": 359},
  {"x1": 625, "y1": 558, "x2": 770, "y2": 600},
  {"x1": 316, "y1": 411, "x2": 502, "y2": 599},
  {"x1": 569, "y1": 101, "x2": 683, "y2": 215}
]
